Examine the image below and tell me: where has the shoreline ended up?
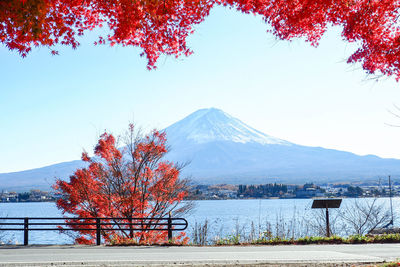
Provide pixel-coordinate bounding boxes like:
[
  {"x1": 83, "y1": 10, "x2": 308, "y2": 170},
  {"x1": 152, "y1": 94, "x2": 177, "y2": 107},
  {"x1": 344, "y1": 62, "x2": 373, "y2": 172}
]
[{"x1": 1, "y1": 196, "x2": 400, "y2": 204}]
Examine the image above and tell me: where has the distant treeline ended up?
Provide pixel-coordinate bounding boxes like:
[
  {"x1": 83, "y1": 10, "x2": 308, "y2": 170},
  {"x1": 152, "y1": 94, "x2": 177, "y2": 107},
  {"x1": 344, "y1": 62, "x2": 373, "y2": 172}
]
[
  {"x1": 0, "y1": 189, "x2": 54, "y2": 202},
  {"x1": 238, "y1": 183, "x2": 288, "y2": 198}
]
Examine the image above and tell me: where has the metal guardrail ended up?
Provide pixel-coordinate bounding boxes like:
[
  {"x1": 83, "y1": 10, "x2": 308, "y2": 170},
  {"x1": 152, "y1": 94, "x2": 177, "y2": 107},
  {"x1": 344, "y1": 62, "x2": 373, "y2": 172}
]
[{"x1": 0, "y1": 216, "x2": 188, "y2": 245}]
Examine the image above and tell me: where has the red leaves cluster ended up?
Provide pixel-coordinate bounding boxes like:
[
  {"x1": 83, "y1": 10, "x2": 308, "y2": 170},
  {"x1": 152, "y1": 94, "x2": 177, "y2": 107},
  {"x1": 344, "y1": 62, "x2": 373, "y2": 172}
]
[
  {"x1": 1, "y1": 0, "x2": 213, "y2": 69},
  {"x1": 2, "y1": 0, "x2": 400, "y2": 78},
  {"x1": 1, "y1": 0, "x2": 88, "y2": 56},
  {"x1": 53, "y1": 124, "x2": 190, "y2": 245},
  {"x1": 223, "y1": 0, "x2": 400, "y2": 79}
]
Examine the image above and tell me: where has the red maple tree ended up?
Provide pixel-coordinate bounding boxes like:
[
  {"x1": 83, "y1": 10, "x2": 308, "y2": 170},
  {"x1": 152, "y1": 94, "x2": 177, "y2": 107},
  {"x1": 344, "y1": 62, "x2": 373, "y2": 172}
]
[
  {"x1": 53, "y1": 124, "x2": 191, "y2": 245},
  {"x1": 2, "y1": 0, "x2": 400, "y2": 79}
]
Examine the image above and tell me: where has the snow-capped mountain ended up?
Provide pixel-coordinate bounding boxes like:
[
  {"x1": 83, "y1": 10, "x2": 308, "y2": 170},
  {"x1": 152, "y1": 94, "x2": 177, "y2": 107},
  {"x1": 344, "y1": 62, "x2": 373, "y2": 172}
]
[
  {"x1": 164, "y1": 108, "x2": 400, "y2": 184},
  {"x1": 165, "y1": 108, "x2": 290, "y2": 145},
  {"x1": 1, "y1": 107, "x2": 400, "y2": 190}
]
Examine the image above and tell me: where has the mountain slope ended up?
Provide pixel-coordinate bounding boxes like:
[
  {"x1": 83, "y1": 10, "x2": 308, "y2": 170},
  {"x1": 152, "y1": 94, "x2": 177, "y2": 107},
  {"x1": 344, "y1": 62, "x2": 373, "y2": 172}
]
[
  {"x1": 1, "y1": 108, "x2": 400, "y2": 190},
  {"x1": 0, "y1": 160, "x2": 86, "y2": 191}
]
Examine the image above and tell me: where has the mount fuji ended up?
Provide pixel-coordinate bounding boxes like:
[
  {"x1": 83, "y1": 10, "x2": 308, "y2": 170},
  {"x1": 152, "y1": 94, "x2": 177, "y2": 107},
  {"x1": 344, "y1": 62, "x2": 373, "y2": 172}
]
[
  {"x1": 163, "y1": 108, "x2": 400, "y2": 184},
  {"x1": 165, "y1": 108, "x2": 290, "y2": 146},
  {"x1": 1, "y1": 108, "x2": 400, "y2": 190}
]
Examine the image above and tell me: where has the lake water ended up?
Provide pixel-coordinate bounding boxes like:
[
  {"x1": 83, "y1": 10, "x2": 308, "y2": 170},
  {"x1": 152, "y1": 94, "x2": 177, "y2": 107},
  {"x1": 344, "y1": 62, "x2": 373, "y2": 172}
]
[{"x1": 0, "y1": 198, "x2": 399, "y2": 244}]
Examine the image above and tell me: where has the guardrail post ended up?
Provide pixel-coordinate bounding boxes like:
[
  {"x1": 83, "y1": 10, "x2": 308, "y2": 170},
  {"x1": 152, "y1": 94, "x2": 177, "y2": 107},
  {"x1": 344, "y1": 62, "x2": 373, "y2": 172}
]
[
  {"x1": 96, "y1": 218, "x2": 101, "y2": 245},
  {"x1": 167, "y1": 212, "x2": 172, "y2": 241},
  {"x1": 24, "y1": 217, "x2": 29, "y2": 246},
  {"x1": 128, "y1": 216, "x2": 133, "y2": 238}
]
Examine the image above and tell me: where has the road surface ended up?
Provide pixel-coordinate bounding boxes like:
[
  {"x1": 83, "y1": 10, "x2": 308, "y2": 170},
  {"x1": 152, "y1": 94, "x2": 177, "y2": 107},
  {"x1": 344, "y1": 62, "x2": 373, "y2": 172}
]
[{"x1": 0, "y1": 243, "x2": 399, "y2": 266}]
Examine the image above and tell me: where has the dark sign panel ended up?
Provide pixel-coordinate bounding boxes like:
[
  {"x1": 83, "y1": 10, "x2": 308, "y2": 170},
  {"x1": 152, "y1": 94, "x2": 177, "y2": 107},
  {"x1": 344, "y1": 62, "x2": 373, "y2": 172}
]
[{"x1": 311, "y1": 199, "x2": 342, "y2": 209}]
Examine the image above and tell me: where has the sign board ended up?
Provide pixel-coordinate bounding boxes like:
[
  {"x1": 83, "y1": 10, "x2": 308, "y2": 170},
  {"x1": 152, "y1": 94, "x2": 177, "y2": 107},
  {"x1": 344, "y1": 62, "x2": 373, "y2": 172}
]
[
  {"x1": 311, "y1": 198, "x2": 342, "y2": 237},
  {"x1": 312, "y1": 198, "x2": 342, "y2": 209}
]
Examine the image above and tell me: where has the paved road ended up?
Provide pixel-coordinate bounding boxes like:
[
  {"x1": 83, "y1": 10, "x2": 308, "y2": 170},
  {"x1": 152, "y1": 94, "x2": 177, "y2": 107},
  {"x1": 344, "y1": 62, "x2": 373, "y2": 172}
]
[{"x1": 0, "y1": 244, "x2": 399, "y2": 266}]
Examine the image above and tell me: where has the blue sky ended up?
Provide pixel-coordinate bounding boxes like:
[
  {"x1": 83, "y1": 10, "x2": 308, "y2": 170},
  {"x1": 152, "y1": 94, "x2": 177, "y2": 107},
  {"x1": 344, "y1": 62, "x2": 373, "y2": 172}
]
[{"x1": 1, "y1": 7, "x2": 400, "y2": 173}]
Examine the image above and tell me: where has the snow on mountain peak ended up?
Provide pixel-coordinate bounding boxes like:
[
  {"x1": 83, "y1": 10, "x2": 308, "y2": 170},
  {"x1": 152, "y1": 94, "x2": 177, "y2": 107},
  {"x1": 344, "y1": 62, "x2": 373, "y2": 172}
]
[{"x1": 164, "y1": 108, "x2": 291, "y2": 145}]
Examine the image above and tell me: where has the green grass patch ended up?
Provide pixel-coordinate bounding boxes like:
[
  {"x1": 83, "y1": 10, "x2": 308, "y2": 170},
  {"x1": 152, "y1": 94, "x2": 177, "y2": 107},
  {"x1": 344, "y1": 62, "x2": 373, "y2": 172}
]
[{"x1": 213, "y1": 233, "x2": 400, "y2": 246}]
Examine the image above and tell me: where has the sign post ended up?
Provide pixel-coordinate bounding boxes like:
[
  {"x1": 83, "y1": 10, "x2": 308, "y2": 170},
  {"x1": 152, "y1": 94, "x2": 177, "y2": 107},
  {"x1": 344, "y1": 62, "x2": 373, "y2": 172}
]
[{"x1": 311, "y1": 198, "x2": 342, "y2": 237}]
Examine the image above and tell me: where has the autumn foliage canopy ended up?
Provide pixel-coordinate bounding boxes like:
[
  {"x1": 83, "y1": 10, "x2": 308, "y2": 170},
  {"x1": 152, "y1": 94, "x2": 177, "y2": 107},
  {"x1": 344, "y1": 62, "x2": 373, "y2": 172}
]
[
  {"x1": 2, "y1": 0, "x2": 400, "y2": 79},
  {"x1": 53, "y1": 124, "x2": 190, "y2": 245}
]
